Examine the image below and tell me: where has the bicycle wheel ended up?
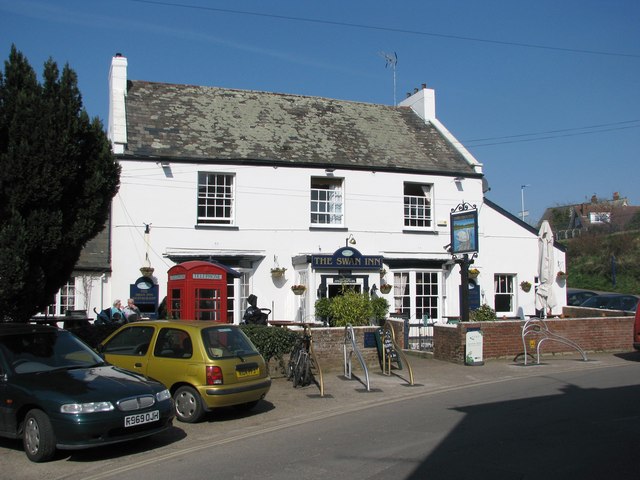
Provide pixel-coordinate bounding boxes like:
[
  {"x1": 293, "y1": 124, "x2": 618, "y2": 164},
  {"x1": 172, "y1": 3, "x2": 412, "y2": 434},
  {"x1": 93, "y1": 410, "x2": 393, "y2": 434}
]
[
  {"x1": 287, "y1": 344, "x2": 302, "y2": 382},
  {"x1": 293, "y1": 351, "x2": 312, "y2": 387}
]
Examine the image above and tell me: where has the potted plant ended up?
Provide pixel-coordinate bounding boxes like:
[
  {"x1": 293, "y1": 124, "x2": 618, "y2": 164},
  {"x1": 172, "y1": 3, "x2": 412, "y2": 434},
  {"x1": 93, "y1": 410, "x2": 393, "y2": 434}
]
[
  {"x1": 291, "y1": 284, "x2": 306, "y2": 295},
  {"x1": 379, "y1": 283, "x2": 392, "y2": 294},
  {"x1": 556, "y1": 271, "x2": 567, "y2": 281},
  {"x1": 270, "y1": 267, "x2": 286, "y2": 278},
  {"x1": 520, "y1": 280, "x2": 532, "y2": 292}
]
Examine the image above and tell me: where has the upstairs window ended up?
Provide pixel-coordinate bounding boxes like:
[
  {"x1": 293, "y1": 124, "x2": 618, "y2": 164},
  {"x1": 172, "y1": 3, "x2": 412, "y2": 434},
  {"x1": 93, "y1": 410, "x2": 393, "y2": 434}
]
[
  {"x1": 311, "y1": 177, "x2": 343, "y2": 226},
  {"x1": 198, "y1": 173, "x2": 234, "y2": 225},
  {"x1": 404, "y1": 183, "x2": 432, "y2": 229}
]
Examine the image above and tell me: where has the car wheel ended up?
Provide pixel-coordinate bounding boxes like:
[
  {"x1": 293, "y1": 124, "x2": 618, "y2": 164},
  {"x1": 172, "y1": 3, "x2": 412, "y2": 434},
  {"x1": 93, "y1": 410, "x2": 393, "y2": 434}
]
[
  {"x1": 23, "y1": 409, "x2": 56, "y2": 463},
  {"x1": 174, "y1": 386, "x2": 204, "y2": 423}
]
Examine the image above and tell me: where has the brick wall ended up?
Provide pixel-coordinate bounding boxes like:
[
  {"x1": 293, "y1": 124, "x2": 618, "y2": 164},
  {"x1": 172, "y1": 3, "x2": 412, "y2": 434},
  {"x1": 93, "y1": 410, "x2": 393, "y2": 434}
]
[
  {"x1": 305, "y1": 320, "x2": 405, "y2": 372},
  {"x1": 433, "y1": 316, "x2": 634, "y2": 364},
  {"x1": 305, "y1": 316, "x2": 634, "y2": 370}
]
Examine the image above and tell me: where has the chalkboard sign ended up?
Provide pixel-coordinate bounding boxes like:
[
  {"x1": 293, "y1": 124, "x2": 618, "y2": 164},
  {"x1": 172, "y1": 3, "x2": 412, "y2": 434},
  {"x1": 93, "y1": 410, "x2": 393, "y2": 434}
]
[
  {"x1": 374, "y1": 327, "x2": 403, "y2": 370},
  {"x1": 382, "y1": 328, "x2": 398, "y2": 361}
]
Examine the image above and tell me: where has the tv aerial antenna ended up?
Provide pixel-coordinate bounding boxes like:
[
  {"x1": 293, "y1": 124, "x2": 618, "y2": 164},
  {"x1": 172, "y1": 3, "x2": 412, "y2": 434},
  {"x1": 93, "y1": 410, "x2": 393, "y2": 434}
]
[{"x1": 379, "y1": 51, "x2": 398, "y2": 105}]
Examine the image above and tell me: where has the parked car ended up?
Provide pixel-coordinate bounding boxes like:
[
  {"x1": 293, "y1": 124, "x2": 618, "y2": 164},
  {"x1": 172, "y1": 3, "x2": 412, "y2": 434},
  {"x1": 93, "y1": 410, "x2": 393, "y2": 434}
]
[
  {"x1": 0, "y1": 323, "x2": 174, "y2": 462},
  {"x1": 566, "y1": 289, "x2": 598, "y2": 306},
  {"x1": 98, "y1": 320, "x2": 271, "y2": 423},
  {"x1": 634, "y1": 308, "x2": 640, "y2": 351},
  {"x1": 580, "y1": 294, "x2": 639, "y2": 312}
]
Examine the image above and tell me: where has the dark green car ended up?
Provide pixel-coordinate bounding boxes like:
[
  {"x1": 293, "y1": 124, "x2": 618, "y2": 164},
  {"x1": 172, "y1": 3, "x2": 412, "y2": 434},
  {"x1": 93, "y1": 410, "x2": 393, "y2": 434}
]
[{"x1": 0, "y1": 323, "x2": 174, "y2": 462}]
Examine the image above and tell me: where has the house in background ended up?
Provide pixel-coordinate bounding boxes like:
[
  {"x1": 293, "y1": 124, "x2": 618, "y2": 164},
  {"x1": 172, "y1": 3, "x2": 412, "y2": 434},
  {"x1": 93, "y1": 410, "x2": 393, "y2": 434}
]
[
  {"x1": 67, "y1": 54, "x2": 567, "y2": 325},
  {"x1": 540, "y1": 193, "x2": 640, "y2": 240}
]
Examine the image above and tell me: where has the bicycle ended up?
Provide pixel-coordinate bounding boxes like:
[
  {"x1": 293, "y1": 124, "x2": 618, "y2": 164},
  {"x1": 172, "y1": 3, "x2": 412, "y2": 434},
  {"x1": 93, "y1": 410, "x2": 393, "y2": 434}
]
[{"x1": 287, "y1": 330, "x2": 313, "y2": 388}]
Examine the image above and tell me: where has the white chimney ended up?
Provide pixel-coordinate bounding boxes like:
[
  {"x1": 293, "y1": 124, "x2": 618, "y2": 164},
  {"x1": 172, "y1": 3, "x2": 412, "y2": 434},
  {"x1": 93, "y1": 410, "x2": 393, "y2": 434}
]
[
  {"x1": 399, "y1": 83, "x2": 483, "y2": 175},
  {"x1": 108, "y1": 53, "x2": 128, "y2": 154},
  {"x1": 398, "y1": 83, "x2": 435, "y2": 121}
]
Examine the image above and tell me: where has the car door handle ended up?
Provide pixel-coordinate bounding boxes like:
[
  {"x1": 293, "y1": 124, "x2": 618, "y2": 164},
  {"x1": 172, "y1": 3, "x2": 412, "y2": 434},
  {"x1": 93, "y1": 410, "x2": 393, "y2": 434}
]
[{"x1": 134, "y1": 363, "x2": 142, "y2": 368}]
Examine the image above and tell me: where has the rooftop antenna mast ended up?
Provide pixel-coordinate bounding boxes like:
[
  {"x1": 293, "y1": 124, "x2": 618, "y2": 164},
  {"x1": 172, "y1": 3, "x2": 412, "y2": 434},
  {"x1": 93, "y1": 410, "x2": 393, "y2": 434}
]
[{"x1": 379, "y1": 51, "x2": 398, "y2": 106}]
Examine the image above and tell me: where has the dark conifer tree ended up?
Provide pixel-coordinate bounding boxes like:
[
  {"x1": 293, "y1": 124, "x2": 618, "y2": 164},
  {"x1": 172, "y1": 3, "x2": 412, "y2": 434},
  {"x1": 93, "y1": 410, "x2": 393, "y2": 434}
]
[{"x1": 0, "y1": 45, "x2": 120, "y2": 321}]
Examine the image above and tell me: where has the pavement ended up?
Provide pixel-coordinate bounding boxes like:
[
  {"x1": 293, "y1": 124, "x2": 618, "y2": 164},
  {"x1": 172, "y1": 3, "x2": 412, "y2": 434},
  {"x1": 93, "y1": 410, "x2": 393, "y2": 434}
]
[{"x1": 263, "y1": 349, "x2": 640, "y2": 420}]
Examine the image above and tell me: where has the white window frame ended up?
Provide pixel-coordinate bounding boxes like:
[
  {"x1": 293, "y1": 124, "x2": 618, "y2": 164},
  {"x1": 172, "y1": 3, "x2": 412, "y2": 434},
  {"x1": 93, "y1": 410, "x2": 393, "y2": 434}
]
[
  {"x1": 197, "y1": 172, "x2": 235, "y2": 225},
  {"x1": 403, "y1": 183, "x2": 433, "y2": 230},
  {"x1": 494, "y1": 274, "x2": 515, "y2": 315},
  {"x1": 40, "y1": 278, "x2": 76, "y2": 317},
  {"x1": 310, "y1": 177, "x2": 344, "y2": 227},
  {"x1": 589, "y1": 212, "x2": 610, "y2": 224},
  {"x1": 392, "y1": 270, "x2": 441, "y2": 322}
]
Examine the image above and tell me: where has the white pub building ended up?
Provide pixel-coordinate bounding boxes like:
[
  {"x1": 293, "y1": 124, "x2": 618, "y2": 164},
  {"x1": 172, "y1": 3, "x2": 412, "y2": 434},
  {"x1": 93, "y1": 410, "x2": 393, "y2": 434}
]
[{"x1": 59, "y1": 54, "x2": 566, "y2": 328}]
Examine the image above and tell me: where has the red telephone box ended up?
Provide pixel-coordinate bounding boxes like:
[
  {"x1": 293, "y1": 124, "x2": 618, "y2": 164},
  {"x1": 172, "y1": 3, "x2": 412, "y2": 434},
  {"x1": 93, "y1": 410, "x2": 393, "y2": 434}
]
[{"x1": 167, "y1": 261, "x2": 240, "y2": 322}]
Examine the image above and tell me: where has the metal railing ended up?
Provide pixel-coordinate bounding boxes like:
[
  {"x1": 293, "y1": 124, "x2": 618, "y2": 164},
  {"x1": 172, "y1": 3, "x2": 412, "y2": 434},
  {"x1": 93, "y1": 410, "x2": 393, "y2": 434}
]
[
  {"x1": 521, "y1": 318, "x2": 588, "y2": 365},
  {"x1": 343, "y1": 324, "x2": 370, "y2": 391}
]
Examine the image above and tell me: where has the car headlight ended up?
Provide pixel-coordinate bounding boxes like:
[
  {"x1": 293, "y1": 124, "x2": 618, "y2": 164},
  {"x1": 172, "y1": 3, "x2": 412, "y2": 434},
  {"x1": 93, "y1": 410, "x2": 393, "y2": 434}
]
[
  {"x1": 156, "y1": 389, "x2": 171, "y2": 402},
  {"x1": 61, "y1": 401, "x2": 115, "y2": 414}
]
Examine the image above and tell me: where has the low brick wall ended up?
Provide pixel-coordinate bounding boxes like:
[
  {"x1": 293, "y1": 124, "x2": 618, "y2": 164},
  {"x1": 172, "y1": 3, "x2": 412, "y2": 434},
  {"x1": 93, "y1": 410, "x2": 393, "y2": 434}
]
[
  {"x1": 302, "y1": 320, "x2": 405, "y2": 372},
  {"x1": 305, "y1": 315, "x2": 634, "y2": 369},
  {"x1": 433, "y1": 316, "x2": 634, "y2": 364}
]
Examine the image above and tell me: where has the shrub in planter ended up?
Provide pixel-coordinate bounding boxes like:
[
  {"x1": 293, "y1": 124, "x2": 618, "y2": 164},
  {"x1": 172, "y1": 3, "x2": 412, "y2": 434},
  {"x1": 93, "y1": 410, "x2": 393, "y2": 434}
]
[
  {"x1": 469, "y1": 304, "x2": 497, "y2": 322},
  {"x1": 329, "y1": 290, "x2": 373, "y2": 327},
  {"x1": 314, "y1": 297, "x2": 332, "y2": 325},
  {"x1": 370, "y1": 296, "x2": 390, "y2": 325}
]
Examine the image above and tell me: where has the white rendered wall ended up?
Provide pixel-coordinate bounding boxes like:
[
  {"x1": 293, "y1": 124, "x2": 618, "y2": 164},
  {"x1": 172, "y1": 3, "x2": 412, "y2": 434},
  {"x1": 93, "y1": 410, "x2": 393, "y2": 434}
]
[{"x1": 106, "y1": 160, "x2": 564, "y2": 322}]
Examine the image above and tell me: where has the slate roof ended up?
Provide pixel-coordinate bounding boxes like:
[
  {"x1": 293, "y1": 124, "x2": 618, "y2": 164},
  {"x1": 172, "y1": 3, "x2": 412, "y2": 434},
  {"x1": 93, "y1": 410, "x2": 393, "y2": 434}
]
[
  {"x1": 74, "y1": 225, "x2": 110, "y2": 272},
  {"x1": 122, "y1": 80, "x2": 477, "y2": 176}
]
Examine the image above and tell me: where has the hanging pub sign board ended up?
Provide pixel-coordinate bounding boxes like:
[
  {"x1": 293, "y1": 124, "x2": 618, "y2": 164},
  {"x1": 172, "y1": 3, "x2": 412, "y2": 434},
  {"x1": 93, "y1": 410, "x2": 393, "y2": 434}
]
[
  {"x1": 450, "y1": 207, "x2": 479, "y2": 255},
  {"x1": 130, "y1": 276, "x2": 159, "y2": 319}
]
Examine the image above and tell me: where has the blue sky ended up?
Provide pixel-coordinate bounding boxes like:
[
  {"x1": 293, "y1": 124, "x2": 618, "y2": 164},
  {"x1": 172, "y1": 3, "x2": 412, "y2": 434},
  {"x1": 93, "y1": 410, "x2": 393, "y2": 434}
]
[{"x1": 1, "y1": 0, "x2": 638, "y2": 225}]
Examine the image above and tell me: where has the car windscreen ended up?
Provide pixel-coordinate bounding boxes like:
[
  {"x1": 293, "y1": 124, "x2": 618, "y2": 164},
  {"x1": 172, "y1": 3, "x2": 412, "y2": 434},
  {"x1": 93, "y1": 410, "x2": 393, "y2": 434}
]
[
  {"x1": 0, "y1": 330, "x2": 104, "y2": 374},
  {"x1": 202, "y1": 327, "x2": 258, "y2": 359}
]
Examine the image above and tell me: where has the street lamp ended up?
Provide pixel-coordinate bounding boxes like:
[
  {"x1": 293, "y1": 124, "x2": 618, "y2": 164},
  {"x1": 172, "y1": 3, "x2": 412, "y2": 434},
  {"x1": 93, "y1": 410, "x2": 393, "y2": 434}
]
[{"x1": 520, "y1": 184, "x2": 530, "y2": 222}]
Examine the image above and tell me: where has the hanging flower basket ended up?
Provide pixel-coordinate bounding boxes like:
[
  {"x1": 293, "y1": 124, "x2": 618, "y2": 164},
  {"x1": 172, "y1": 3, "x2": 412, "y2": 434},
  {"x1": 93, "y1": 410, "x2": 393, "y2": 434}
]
[
  {"x1": 270, "y1": 267, "x2": 286, "y2": 278},
  {"x1": 291, "y1": 285, "x2": 306, "y2": 295},
  {"x1": 379, "y1": 284, "x2": 392, "y2": 294},
  {"x1": 556, "y1": 271, "x2": 567, "y2": 281},
  {"x1": 520, "y1": 281, "x2": 532, "y2": 293},
  {"x1": 469, "y1": 268, "x2": 480, "y2": 279},
  {"x1": 140, "y1": 266, "x2": 155, "y2": 278}
]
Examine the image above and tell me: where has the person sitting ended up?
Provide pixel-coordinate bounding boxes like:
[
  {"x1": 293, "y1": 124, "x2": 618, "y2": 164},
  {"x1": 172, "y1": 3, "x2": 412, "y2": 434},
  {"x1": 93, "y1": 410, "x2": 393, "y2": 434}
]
[
  {"x1": 123, "y1": 298, "x2": 141, "y2": 321},
  {"x1": 111, "y1": 299, "x2": 125, "y2": 323}
]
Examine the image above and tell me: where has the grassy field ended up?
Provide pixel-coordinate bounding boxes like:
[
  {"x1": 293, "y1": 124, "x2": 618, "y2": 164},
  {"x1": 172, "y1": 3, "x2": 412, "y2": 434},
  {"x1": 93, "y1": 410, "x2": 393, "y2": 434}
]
[{"x1": 564, "y1": 230, "x2": 640, "y2": 294}]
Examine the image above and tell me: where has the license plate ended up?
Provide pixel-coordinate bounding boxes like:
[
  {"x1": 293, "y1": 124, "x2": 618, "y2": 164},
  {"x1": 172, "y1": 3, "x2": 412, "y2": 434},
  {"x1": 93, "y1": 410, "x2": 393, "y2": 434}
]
[
  {"x1": 236, "y1": 367, "x2": 259, "y2": 378},
  {"x1": 124, "y1": 410, "x2": 160, "y2": 427}
]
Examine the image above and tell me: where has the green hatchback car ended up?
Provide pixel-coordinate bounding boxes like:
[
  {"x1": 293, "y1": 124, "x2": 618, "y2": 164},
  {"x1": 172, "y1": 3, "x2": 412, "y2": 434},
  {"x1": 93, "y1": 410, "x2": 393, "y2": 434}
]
[
  {"x1": 98, "y1": 320, "x2": 271, "y2": 423},
  {"x1": 0, "y1": 323, "x2": 174, "y2": 462}
]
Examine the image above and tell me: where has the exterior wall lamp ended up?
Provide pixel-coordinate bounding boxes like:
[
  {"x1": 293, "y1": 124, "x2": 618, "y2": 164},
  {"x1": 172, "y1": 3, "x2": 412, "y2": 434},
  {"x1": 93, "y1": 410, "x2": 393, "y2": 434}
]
[{"x1": 345, "y1": 234, "x2": 356, "y2": 246}]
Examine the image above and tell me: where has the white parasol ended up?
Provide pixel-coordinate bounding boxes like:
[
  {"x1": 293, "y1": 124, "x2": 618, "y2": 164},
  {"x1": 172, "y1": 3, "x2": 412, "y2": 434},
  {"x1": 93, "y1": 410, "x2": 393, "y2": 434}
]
[{"x1": 535, "y1": 220, "x2": 556, "y2": 317}]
